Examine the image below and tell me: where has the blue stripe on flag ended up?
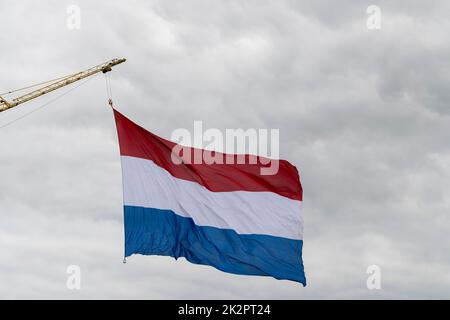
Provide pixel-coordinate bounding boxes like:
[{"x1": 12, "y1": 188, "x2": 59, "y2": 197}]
[{"x1": 124, "y1": 205, "x2": 306, "y2": 285}]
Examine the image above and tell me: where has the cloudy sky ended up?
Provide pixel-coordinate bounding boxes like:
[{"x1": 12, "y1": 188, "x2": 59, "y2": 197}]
[{"x1": 0, "y1": 0, "x2": 449, "y2": 299}]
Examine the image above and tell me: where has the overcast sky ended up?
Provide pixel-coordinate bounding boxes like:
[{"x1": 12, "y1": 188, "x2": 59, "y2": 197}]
[{"x1": 0, "y1": 0, "x2": 449, "y2": 299}]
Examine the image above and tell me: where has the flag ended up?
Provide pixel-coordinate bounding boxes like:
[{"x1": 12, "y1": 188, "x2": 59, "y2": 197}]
[{"x1": 113, "y1": 109, "x2": 306, "y2": 285}]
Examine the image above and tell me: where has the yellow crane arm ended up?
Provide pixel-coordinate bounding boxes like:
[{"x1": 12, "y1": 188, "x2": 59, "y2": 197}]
[{"x1": 0, "y1": 58, "x2": 126, "y2": 113}]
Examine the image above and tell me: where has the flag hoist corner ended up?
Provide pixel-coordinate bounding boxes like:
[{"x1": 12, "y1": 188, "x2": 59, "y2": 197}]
[{"x1": 113, "y1": 108, "x2": 306, "y2": 285}]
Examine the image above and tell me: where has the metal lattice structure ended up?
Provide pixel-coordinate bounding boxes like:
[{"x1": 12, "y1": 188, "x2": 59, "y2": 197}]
[{"x1": 0, "y1": 58, "x2": 126, "y2": 113}]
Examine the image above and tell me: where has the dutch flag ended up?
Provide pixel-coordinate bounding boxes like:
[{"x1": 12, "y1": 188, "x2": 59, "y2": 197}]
[{"x1": 113, "y1": 109, "x2": 306, "y2": 285}]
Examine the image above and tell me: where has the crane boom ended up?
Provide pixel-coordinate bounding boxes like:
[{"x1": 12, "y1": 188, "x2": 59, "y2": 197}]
[{"x1": 0, "y1": 58, "x2": 126, "y2": 113}]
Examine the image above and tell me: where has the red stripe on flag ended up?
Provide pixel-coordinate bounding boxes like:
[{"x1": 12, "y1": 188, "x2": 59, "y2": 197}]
[{"x1": 113, "y1": 109, "x2": 302, "y2": 201}]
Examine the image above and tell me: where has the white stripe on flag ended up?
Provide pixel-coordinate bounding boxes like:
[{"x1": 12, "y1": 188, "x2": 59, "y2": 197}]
[{"x1": 121, "y1": 156, "x2": 303, "y2": 240}]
